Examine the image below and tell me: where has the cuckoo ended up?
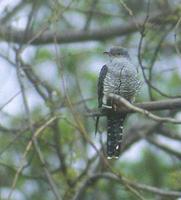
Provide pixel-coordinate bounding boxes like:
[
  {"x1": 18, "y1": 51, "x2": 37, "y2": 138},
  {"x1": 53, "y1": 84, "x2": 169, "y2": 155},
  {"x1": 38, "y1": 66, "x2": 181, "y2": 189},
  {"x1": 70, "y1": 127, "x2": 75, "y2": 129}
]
[{"x1": 96, "y1": 47, "x2": 140, "y2": 159}]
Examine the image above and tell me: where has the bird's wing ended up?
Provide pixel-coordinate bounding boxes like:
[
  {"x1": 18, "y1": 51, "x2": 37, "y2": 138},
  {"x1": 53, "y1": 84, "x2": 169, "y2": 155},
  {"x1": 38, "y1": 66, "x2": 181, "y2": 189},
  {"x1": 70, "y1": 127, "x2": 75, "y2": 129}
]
[
  {"x1": 95, "y1": 65, "x2": 108, "y2": 135},
  {"x1": 97, "y1": 64, "x2": 108, "y2": 107}
]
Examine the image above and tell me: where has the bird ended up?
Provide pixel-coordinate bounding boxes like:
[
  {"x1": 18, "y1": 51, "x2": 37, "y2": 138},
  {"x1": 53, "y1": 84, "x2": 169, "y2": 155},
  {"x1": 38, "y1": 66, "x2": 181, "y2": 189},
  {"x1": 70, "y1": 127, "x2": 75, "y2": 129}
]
[{"x1": 96, "y1": 47, "x2": 140, "y2": 159}]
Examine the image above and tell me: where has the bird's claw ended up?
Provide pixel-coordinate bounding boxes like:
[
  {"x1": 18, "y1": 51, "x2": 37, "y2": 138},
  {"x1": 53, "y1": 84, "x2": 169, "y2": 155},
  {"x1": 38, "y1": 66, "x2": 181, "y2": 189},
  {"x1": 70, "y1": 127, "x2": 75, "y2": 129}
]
[{"x1": 112, "y1": 103, "x2": 117, "y2": 111}]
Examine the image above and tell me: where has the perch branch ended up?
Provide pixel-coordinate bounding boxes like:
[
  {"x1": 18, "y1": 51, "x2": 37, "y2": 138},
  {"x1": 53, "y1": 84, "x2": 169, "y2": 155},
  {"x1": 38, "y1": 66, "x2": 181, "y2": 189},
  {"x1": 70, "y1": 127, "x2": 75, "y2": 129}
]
[
  {"x1": 89, "y1": 94, "x2": 181, "y2": 124},
  {"x1": 90, "y1": 97, "x2": 181, "y2": 114}
]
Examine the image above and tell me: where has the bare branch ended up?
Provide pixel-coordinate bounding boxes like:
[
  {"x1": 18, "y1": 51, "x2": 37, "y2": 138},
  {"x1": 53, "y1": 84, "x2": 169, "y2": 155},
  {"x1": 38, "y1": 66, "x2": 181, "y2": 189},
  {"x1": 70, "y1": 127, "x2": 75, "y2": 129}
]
[
  {"x1": 122, "y1": 122, "x2": 160, "y2": 152},
  {"x1": 158, "y1": 126, "x2": 181, "y2": 141},
  {"x1": 147, "y1": 136, "x2": 181, "y2": 159},
  {"x1": 83, "y1": 0, "x2": 99, "y2": 30},
  {"x1": 90, "y1": 95, "x2": 181, "y2": 120},
  {"x1": 133, "y1": 98, "x2": 181, "y2": 111},
  {"x1": 72, "y1": 172, "x2": 181, "y2": 200},
  {"x1": 0, "y1": 1, "x2": 27, "y2": 24},
  {"x1": 7, "y1": 115, "x2": 59, "y2": 199},
  {"x1": 0, "y1": 9, "x2": 179, "y2": 45},
  {"x1": 0, "y1": 90, "x2": 21, "y2": 111},
  {"x1": 137, "y1": 17, "x2": 180, "y2": 99},
  {"x1": 8, "y1": 48, "x2": 62, "y2": 200},
  {"x1": 108, "y1": 94, "x2": 181, "y2": 124}
]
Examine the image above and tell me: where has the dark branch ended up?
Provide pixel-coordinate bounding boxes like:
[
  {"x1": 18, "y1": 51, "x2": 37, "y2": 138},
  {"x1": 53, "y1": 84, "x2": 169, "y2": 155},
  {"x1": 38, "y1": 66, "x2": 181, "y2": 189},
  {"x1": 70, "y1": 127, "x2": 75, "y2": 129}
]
[
  {"x1": 147, "y1": 136, "x2": 181, "y2": 159},
  {"x1": 90, "y1": 98, "x2": 181, "y2": 116},
  {"x1": 133, "y1": 98, "x2": 181, "y2": 111},
  {"x1": 91, "y1": 94, "x2": 181, "y2": 124},
  {"x1": 0, "y1": 9, "x2": 179, "y2": 45},
  {"x1": 73, "y1": 172, "x2": 181, "y2": 200}
]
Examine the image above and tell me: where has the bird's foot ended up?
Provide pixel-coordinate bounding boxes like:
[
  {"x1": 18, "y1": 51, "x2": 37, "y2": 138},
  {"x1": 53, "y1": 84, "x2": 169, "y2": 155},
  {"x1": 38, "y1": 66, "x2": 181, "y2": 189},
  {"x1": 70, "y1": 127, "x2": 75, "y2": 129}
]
[{"x1": 112, "y1": 103, "x2": 117, "y2": 111}]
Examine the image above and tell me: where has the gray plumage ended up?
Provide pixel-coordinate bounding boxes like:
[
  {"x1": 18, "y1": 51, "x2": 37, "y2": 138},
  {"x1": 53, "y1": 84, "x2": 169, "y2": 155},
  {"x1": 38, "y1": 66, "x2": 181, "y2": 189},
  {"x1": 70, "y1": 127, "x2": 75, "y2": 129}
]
[{"x1": 96, "y1": 47, "x2": 140, "y2": 159}]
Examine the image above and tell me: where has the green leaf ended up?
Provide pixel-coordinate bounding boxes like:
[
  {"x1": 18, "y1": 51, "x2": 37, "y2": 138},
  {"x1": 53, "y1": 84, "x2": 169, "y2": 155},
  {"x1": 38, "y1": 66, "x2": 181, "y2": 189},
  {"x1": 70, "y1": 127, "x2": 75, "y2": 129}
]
[{"x1": 35, "y1": 49, "x2": 53, "y2": 63}]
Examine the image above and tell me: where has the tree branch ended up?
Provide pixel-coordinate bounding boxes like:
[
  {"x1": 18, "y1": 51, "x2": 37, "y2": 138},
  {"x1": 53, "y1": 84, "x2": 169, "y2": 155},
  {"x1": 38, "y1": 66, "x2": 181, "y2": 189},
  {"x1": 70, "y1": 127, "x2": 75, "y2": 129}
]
[
  {"x1": 72, "y1": 172, "x2": 181, "y2": 200},
  {"x1": 90, "y1": 96, "x2": 181, "y2": 117},
  {"x1": 122, "y1": 122, "x2": 160, "y2": 152},
  {"x1": 158, "y1": 126, "x2": 181, "y2": 141},
  {"x1": 134, "y1": 98, "x2": 181, "y2": 111},
  {"x1": 147, "y1": 136, "x2": 181, "y2": 159},
  {"x1": 0, "y1": 9, "x2": 179, "y2": 45},
  {"x1": 108, "y1": 94, "x2": 181, "y2": 124}
]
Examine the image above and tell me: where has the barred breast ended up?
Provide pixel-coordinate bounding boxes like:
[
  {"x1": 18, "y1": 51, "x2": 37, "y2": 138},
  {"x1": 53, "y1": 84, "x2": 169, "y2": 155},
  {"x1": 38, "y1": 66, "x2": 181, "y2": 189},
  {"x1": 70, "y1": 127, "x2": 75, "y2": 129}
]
[{"x1": 103, "y1": 58, "x2": 140, "y2": 101}]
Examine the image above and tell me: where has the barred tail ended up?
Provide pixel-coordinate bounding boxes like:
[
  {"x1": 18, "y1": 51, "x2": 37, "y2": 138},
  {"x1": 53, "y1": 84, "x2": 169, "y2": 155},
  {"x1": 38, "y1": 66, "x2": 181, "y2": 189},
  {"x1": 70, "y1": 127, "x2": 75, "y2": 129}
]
[{"x1": 107, "y1": 113, "x2": 126, "y2": 159}]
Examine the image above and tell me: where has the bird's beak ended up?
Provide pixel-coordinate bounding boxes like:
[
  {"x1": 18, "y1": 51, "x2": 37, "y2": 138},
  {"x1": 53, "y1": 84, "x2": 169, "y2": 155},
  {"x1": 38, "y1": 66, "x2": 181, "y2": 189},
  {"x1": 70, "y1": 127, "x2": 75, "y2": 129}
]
[{"x1": 103, "y1": 51, "x2": 110, "y2": 55}]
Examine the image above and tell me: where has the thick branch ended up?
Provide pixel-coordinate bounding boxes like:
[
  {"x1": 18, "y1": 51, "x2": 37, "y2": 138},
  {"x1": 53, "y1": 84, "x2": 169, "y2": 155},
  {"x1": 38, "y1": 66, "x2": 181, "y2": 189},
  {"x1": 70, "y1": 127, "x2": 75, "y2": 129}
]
[
  {"x1": 158, "y1": 126, "x2": 181, "y2": 141},
  {"x1": 148, "y1": 136, "x2": 181, "y2": 159},
  {"x1": 108, "y1": 94, "x2": 181, "y2": 124},
  {"x1": 91, "y1": 97, "x2": 181, "y2": 116},
  {"x1": 134, "y1": 98, "x2": 181, "y2": 111},
  {"x1": 0, "y1": 9, "x2": 179, "y2": 45},
  {"x1": 122, "y1": 122, "x2": 159, "y2": 152}
]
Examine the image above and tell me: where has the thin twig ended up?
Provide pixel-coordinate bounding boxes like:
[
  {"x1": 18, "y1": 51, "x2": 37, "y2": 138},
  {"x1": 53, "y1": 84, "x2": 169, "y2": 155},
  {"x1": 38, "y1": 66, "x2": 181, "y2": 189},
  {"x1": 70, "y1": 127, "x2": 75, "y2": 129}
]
[{"x1": 7, "y1": 115, "x2": 59, "y2": 199}]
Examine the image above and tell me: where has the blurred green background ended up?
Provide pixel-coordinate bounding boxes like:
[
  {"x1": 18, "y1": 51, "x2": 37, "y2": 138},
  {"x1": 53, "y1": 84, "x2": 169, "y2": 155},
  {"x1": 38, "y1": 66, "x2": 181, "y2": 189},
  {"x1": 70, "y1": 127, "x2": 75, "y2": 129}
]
[{"x1": 0, "y1": 0, "x2": 181, "y2": 199}]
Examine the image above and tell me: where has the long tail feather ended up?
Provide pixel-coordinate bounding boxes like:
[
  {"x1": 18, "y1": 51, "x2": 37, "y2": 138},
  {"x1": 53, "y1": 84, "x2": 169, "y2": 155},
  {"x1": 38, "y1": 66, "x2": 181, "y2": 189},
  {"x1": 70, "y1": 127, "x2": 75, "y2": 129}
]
[{"x1": 107, "y1": 113, "x2": 126, "y2": 159}]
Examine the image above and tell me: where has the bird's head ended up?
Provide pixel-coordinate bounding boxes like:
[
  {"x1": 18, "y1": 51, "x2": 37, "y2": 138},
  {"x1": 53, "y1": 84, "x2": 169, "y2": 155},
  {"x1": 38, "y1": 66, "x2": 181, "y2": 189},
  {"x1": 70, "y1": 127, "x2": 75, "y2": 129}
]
[{"x1": 104, "y1": 47, "x2": 129, "y2": 59}]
